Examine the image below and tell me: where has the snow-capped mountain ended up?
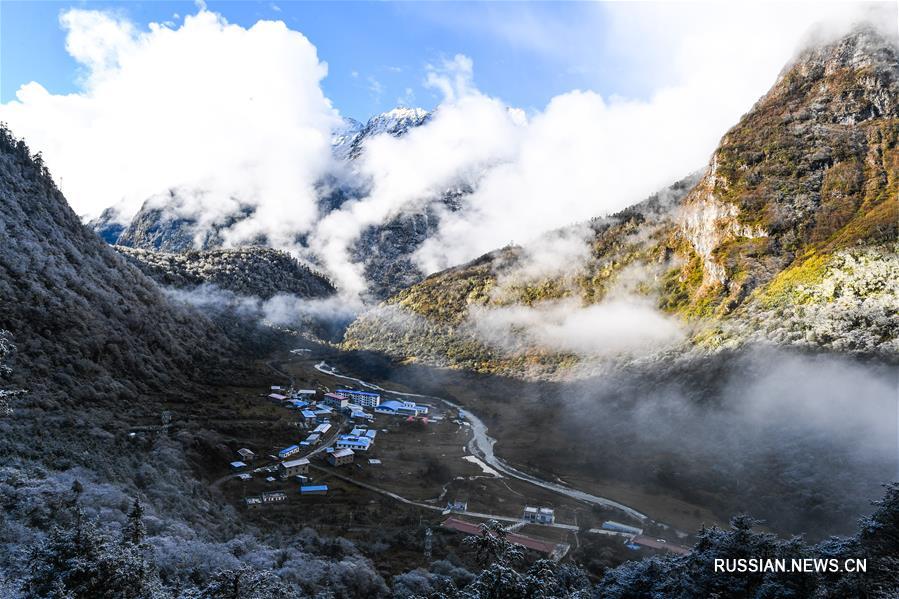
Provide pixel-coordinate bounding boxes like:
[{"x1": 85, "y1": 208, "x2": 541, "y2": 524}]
[
  {"x1": 331, "y1": 107, "x2": 430, "y2": 160},
  {"x1": 90, "y1": 106, "x2": 445, "y2": 299}
]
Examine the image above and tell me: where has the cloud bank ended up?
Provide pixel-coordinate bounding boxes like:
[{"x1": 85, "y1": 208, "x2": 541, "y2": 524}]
[{"x1": 1, "y1": 9, "x2": 339, "y2": 248}]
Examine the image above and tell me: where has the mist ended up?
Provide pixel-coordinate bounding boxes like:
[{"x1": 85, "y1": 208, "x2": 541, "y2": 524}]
[{"x1": 557, "y1": 349, "x2": 899, "y2": 536}]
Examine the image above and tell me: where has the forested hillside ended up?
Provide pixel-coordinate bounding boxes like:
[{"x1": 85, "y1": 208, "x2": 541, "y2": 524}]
[{"x1": 116, "y1": 246, "x2": 335, "y2": 301}]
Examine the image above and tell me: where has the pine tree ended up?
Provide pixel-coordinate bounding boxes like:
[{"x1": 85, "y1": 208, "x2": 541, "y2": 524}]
[{"x1": 123, "y1": 498, "x2": 146, "y2": 547}]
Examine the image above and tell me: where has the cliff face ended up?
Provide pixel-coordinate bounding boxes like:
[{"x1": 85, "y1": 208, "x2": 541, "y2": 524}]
[
  {"x1": 676, "y1": 25, "x2": 898, "y2": 308},
  {"x1": 343, "y1": 27, "x2": 899, "y2": 379}
]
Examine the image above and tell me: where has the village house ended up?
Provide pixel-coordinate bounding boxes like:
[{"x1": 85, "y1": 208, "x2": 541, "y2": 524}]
[
  {"x1": 268, "y1": 393, "x2": 287, "y2": 402},
  {"x1": 322, "y1": 392, "x2": 349, "y2": 409},
  {"x1": 374, "y1": 399, "x2": 429, "y2": 416},
  {"x1": 523, "y1": 506, "x2": 555, "y2": 525},
  {"x1": 278, "y1": 445, "x2": 300, "y2": 459},
  {"x1": 245, "y1": 491, "x2": 288, "y2": 508},
  {"x1": 261, "y1": 491, "x2": 287, "y2": 504},
  {"x1": 230, "y1": 461, "x2": 247, "y2": 470},
  {"x1": 601, "y1": 521, "x2": 643, "y2": 535},
  {"x1": 336, "y1": 389, "x2": 381, "y2": 408},
  {"x1": 237, "y1": 448, "x2": 255, "y2": 462},
  {"x1": 300, "y1": 485, "x2": 328, "y2": 495},
  {"x1": 327, "y1": 448, "x2": 355, "y2": 466},
  {"x1": 300, "y1": 433, "x2": 321, "y2": 447},
  {"x1": 335, "y1": 434, "x2": 371, "y2": 452},
  {"x1": 313, "y1": 423, "x2": 332, "y2": 436},
  {"x1": 279, "y1": 457, "x2": 310, "y2": 478}
]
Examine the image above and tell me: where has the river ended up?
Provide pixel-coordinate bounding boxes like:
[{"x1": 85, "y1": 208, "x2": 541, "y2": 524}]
[{"x1": 313, "y1": 360, "x2": 653, "y2": 524}]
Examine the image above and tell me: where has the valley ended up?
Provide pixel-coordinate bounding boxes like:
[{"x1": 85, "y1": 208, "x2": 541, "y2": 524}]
[
  {"x1": 201, "y1": 340, "x2": 895, "y2": 583},
  {"x1": 1, "y1": 8, "x2": 897, "y2": 596}
]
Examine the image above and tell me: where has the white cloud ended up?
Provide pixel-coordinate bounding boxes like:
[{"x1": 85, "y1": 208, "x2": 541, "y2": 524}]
[
  {"x1": 470, "y1": 298, "x2": 685, "y2": 358},
  {"x1": 0, "y1": 8, "x2": 340, "y2": 251},
  {"x1": 307, "y1": 63, "x2": 523, "y2": 297}
]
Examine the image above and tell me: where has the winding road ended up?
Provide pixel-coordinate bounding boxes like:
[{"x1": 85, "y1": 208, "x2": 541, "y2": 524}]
[{"x1": 313, "y1": 361, "x2": 652, "y2": 524}]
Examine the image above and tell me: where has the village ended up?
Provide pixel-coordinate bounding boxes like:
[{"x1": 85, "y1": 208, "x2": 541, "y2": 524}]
[{"x1": 217, "y1": 362, "x2": 690, "y2": 567}]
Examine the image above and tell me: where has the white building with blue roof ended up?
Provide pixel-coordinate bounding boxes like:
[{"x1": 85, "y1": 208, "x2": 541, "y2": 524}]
[{"x1": 335, "y1": 434, "x2": 371, "y2": 452}]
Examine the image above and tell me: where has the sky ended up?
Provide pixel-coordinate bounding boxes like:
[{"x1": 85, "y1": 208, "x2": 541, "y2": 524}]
[
  {"x1": 2, "y1": 1, "x2": 674, "y2": 120},
  {"x1": 0, "y1": 0, "x2": 893, "y2": 298}
]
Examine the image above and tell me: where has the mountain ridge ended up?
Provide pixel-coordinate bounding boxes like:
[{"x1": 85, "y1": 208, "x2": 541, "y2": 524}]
[{"x1": 342, "y1": 26, "x2": 899, "y2": 379}]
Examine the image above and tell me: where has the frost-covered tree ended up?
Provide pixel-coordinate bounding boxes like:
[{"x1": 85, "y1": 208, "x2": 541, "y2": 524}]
[
  {"x1": 462, "y1": 521, "x2": 523, "y2": 568},
  {"x1": 122, "y1": 498, "x2": 146, "y2": 547}
]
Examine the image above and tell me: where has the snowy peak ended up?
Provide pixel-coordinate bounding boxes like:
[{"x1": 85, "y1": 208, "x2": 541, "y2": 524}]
[
  {"x1": 362, "y1": 107, "x2": 430, "y2": 136},
  {"x1": 331, "y1": 107, "x2": 431, "y2": 159}
]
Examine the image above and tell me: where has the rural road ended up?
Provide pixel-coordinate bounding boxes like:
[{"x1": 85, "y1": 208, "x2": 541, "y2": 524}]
[
  {"x1": 312, "y1": 464, "x2": 584, "y2": 533},
  {"x1": 313, "y1": 361, "x2": 652, "y2": 524}
]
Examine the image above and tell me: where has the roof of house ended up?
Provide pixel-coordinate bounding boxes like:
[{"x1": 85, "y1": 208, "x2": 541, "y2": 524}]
[
  {"x1": 331, "y1": 448, "x2": 354, "y2": 458},
  {"x1": 441, "y1": 518, "x2": 561, "y2": 555},
  {"x1": 278, "y1": 445, "x2": 299, "y2": 454},
  {"x1": 337, "y1": 389, "x2": 380, "y2": 397},
  {"x1": 377, "y1": 400, "x2": 405, "y2": 411},
  {"x1": 238, "y1": 448, "x2": 254, "y2": 455},
  {"x1": 301, "y1": 410, "x2": 317, "y2": 418},
  {"x1": 632, "y1": 535, "x2": 691, "y2": 555},
  {"x1": 300, "y1": 485, "x2": 328, "y2": 492},
  {"x1": 281, "y1": 458, "x2": 310, "y2": 468},
  {"x1": 230, "y1": 461, "x2": 246, "y2": 468},
  {"x1": 269, "y1": 393, "x2": 287, "y2": 400},
  {"x1": 337, "y1": 435, "x2": 370, "y2": 448},
  {"x1": 324, "y1": 392, "x2": 347, "y2": 400}
]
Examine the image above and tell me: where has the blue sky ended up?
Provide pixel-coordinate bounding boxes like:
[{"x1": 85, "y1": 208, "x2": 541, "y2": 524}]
[{"x1": 1, "y1": 0, "x2": 665, "y2": 120}]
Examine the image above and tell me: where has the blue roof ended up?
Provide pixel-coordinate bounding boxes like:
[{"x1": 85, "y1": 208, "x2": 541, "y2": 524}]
[
  {"x1": 364, "y1": 430, "x2": 377, "y2": 438},
  {"x1": 377, "y1": 400, "x2": 404, "y2": 410},
  {"x1": 300, "y1": 485, "x2": 328, "y2": 493},
  {"x1": 230, "y1": 461, "x2": 246, "y2": 468},
  {"x1": 338, "y1": 441, "x2": 369, "y2": 450},
  {"x1": 278, "y1": 445, "x2": 299, "y2": 455},
  {"x1": 301, "y1": 410, "x2": 316, "y2": 418},
  {"x1": 337, "y1": 388, "x2": 380, "y2": 397}
]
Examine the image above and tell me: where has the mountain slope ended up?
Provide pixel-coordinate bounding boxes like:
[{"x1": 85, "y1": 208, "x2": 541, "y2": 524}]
[
  {"x1": 92, "y1": 108, "x2": 437, "y2": 298},
  {"x1": 116, "y1": 245, "x2": 335, "y2": 300},
  {"x1": 0, "y1": 127, "x2": 237, "y2": 400},
  {"x1": 343, "y1": 27, "x2": 899, "y2": 378}
]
